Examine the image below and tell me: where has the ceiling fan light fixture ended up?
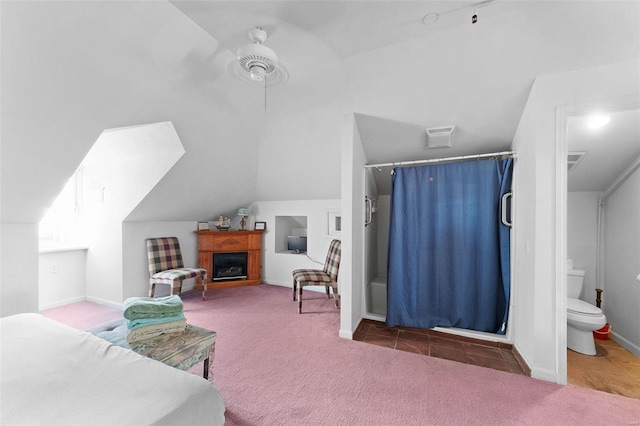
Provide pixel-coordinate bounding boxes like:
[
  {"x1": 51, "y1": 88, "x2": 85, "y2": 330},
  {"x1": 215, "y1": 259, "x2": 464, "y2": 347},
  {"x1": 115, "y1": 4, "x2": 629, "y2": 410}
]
[
  {"x1": 249, "y1": 64, "x2": 267, "y2": 81},
  {"x1": 236, "y1": 28, "x2": 279, "y2": 80},
  {"x1": 228, "y1": 26, "x2": 288, "y2": 88}
]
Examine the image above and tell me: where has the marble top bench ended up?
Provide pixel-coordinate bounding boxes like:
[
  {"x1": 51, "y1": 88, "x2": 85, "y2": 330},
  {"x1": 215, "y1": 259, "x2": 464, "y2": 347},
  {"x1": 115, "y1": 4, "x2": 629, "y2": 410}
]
[{"x1": 88, "y1": 318, "x2": 217, "y2": 381}]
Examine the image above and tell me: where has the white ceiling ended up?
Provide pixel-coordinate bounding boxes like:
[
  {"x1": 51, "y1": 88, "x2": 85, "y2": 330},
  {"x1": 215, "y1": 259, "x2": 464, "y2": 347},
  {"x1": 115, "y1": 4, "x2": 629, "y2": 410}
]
[
  {"x1": 170, "y1": 0, "x2": 640, "y2": 196},
  {"x1": 170, "y1": 1, "x2": 535, "y2": 62},
  {"x1": 2, "y1": 1, "x2": 639, "y2": 223},
  {"x1": 568, "y1": 108, "x2": 640, "y2": 192}
]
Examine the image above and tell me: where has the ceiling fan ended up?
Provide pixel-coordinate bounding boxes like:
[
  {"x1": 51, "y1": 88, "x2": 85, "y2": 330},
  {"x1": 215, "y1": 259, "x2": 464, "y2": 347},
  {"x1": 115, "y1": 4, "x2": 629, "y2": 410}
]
[{"x1": 227, "y1": 27, "x2": 288, "y2": 88}]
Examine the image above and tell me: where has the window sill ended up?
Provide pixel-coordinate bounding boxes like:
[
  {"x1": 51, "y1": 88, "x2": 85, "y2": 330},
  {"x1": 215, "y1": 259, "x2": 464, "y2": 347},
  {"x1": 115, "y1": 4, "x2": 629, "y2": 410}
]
[{"x1": 39, "y1": 246, "x2": 89, "y2": 254}]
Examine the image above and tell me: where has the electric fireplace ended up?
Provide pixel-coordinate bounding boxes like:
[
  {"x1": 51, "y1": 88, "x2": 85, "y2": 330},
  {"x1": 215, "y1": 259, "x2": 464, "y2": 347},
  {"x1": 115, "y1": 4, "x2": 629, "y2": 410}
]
[{"x1": 212, "y1": 252, "x2": 248, "y2": 281}]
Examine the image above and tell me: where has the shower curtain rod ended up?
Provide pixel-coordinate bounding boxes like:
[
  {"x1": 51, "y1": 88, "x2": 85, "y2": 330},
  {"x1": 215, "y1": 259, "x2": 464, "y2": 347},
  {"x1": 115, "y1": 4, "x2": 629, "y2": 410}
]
[{"x1": 364, "y1": 150, "x2": 515, "y2": 169}]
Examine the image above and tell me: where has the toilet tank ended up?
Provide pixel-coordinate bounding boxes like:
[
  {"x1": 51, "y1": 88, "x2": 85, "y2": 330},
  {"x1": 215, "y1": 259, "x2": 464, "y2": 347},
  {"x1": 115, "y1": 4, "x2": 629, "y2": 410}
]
[{"x1": 567, "y1": 269, "x2": 585, "y2": 298}]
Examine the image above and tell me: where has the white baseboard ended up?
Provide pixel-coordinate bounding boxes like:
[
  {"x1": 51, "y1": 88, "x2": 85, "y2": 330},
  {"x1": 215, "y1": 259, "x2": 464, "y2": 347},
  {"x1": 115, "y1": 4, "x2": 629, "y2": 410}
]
[
  {"x1": 264, "y1": 280, "x2": 349, "y2": 337},
  {"x1": 262, "y1": 281, "x2": 289, "y2": 288},
  {"x1": 611, "y1": 331, "x2": 640, "y2": 357},
  {"x1": 363, "y1": 312, "x2": 386, "y2": 322},
  {"x1": 39, "y1": 296, "x2": 86, "y2": 311},
  {"x1": 86, "y1": 296, "x2": 122, "y2": 309},
  {"x1": 339, "y1": 329, "x2": 353, "y2": 339},
  {"x1": 262, "y1": 280, "x2": 327, "y2": 294},
  {"x1": 530, "y1": 366, "x2": 559, "y2": 383}
]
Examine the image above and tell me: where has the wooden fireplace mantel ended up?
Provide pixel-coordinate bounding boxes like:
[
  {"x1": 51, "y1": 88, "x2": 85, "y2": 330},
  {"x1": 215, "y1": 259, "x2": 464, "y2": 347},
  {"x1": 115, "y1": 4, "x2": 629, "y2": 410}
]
[{"x1": 195, "y1": 230, "x2": 264, "y2": 289}]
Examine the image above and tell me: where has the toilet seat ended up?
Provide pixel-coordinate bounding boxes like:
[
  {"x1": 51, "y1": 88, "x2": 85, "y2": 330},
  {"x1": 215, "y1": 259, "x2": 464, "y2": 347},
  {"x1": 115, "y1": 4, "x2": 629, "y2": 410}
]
[{"x1": 567, "y1": 298, "x2": 602, "y2": 316}]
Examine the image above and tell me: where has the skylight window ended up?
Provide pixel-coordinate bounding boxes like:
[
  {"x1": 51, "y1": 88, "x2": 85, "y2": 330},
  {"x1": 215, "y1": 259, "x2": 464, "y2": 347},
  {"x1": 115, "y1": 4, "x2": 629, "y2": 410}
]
[
  {"x1": 38, "y1": 121, "x2": 185, "y2": 251},
  {"x1": 39, "y1": 168, "x2": 85, "y2": 249}
]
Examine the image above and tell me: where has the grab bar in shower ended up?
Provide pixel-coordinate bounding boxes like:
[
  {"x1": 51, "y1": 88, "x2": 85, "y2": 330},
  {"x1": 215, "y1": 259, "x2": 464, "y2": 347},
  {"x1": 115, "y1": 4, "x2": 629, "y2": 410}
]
[
  {"x1": 365, "y1": 196, "x2": 373, "y2": 226},
  {"x1": 501, "y1": 191, "x2": 512, "y2": 227}
]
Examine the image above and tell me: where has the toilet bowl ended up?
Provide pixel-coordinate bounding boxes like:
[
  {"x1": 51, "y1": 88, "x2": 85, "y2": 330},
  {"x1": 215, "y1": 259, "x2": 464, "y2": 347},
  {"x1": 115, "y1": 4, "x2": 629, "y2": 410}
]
[
  {"x1": 566, "y1": 266, "x2": 606, "y2": 356},
  {"x1": 567, "y1": 297, "x2": 606, "y2": 355}
]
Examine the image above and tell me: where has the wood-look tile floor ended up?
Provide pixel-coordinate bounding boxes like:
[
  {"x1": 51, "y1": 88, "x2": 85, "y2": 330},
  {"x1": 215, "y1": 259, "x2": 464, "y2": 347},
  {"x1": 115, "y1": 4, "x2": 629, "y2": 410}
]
[
  {"x1": 355, "y1": 320, "x2": 640, "y2": 399},
  {"x1": 568, "y1": 338, "x2": 640, "y2": 399},
  {"x1": 353, "y1": 319, "x2": 526, "y2": 376}
]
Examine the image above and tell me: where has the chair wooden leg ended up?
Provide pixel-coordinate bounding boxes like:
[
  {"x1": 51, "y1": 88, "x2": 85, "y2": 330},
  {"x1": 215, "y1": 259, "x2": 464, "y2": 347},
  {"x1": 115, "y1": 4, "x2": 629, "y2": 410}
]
[
  {"x1": 298, "y1": 285, "x2": 303, "y2": 314},
  {"x1": 332, "y1": 284, "x2": 340, "y2": 309},
  {"x1": 171, "y1": 280, "x2": 182, "y2": 297},
  {"x1": 325, "y1": 285, "x2": 330, "y2": 299},
  {"x1": 149, "y1": 283, "x2": 156, "y2": 298},
  {"x1": 201, "y1": 275, "x2": 207, "y2": 301},
  {"x1": 293, "y1": 280, "x2": 297, "y2": 301}
]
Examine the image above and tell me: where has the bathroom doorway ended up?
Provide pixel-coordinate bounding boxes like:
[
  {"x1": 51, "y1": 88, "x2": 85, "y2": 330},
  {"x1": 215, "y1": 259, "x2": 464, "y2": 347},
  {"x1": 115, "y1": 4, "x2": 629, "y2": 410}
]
[{"x1": 560, "y1": 97, "x2": 640, "y2": 395}]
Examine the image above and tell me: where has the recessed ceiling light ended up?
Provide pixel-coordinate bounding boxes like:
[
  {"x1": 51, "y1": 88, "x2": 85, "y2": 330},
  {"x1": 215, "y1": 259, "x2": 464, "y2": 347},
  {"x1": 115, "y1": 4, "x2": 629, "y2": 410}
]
[
  {"x1": 423, "y1": 13, "x2": 439, "y2": 25},
  {"x1": 586, "y1": 113, "x2": 610, "y2": 129}
]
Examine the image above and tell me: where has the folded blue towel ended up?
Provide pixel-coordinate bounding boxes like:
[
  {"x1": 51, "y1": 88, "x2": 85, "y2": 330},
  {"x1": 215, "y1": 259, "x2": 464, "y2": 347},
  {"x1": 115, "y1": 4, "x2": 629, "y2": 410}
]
[
  {"x1": 123, "y1": 295, "x2": 183, "y2": 320},
  {"x1": 126, "y1": 313, "x2": 186, "y2": 331}
]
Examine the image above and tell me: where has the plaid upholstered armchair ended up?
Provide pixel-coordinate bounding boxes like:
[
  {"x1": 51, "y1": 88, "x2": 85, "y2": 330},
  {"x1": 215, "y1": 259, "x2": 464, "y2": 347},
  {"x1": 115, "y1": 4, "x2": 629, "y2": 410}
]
[
  {"x1": 146, "y1": 237, "x2": 208, "y2": 301},
  {"x1": 292, "y1": 239, "x2": 341, "y2": 314}
]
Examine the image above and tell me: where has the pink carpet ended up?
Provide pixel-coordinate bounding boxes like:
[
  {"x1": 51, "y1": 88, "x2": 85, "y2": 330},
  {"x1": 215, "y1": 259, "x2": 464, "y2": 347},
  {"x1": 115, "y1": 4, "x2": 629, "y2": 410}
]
[{"x1": 43, "y1": 285, "x2": 640, "y2": 425}]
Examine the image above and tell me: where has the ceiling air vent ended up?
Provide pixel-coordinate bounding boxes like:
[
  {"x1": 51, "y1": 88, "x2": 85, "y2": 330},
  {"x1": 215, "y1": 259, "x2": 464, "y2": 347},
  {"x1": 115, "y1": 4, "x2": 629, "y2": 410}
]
[
  {"x1": 425, "y1": 125, "x2": 455, "y2": 149},
  {"x1": 567, "y1": 151, "x2": 586, "y2": 171}
]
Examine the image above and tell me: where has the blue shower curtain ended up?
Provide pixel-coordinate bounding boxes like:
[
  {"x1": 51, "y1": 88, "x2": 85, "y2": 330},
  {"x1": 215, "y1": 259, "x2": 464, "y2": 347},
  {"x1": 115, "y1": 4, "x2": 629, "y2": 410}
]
[{"x1": 386, "y1": 158, "x2": 512, "y2": 334}]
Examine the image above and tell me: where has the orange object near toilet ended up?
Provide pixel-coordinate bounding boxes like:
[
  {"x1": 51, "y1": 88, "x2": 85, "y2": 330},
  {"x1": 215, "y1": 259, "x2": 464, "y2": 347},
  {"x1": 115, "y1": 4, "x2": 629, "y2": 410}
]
[{"x1": 593, "y1": 323, "x2": 611, "y2": 340}]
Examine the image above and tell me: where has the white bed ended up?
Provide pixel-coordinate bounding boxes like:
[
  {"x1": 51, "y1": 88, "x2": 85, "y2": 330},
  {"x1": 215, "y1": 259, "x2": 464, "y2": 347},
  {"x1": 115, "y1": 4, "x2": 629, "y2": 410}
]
[{"x1": 0, "y1": 313, "x2": 225, "y2": 425}]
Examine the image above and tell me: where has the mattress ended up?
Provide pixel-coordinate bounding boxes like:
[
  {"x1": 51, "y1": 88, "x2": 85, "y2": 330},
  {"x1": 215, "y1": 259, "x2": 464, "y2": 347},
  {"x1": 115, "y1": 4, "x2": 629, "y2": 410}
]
[{"x1": 0, "y1": 313, "x2": 225, "y2": 425}]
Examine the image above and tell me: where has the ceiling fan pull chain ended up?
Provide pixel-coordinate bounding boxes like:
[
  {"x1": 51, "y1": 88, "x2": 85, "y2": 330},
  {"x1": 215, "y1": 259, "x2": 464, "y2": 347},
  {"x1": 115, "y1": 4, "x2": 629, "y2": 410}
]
[{"x1": 264, "y1": 74, "x2": 267, "y2": 112}]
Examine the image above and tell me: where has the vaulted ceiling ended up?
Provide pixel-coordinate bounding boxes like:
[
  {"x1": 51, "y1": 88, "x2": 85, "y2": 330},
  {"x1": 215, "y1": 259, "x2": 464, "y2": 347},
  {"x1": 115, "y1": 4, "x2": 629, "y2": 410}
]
[{"x1": 2, "y1": 1, "x2": 639, "y2": 223}]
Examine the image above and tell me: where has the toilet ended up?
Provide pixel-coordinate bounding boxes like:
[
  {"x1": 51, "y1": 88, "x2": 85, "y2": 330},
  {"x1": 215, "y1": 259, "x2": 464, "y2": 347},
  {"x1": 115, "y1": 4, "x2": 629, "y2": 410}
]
[{"x1": 567, "y1": 267, "x2": 606, "y2": 356}]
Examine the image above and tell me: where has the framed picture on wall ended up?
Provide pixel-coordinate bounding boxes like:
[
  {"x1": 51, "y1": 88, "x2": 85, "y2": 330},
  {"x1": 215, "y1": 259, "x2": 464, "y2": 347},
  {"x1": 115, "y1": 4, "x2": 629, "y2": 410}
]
[
  {"x1": 197, "y1": 221, "x2": 210, "y2": 231},
  {"x1": 254, "y1": 221, "x2": 266, "y2": 231},
  {"x1": 327, "y1": 211, "x2": 341, "y2": 236}
]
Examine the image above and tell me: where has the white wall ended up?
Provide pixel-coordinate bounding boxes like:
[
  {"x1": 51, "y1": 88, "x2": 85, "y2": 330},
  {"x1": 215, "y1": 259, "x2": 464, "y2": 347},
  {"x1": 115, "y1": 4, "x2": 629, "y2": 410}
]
[
  {"x1": 0, "y1": 224, "x2": 39, "y2": 317},
  {"x1": 248, "y1": 199, "x2": 341, "y2": 287},
  {"x1": 0, "y1": 2, "x2": 261, "y2": 314},
  {"x1": 255, "y1": 102, "x2": 344, "y2": 202},
  {"x1": 511, "y1": 59, "x2": 640, "y2": 383},
  {"x1": 341, "y1": 113, "x2": 366, "y2": 338},
  {"x1": 602, "y1": 166, "x2": 640, "y2": 354},
  {"x1": 39, "y1": 249, "x2": 87, "y2": 310},
  {"x1": 567, "y1": 192, "x2": 600, "y2": 301},
  {"x1": 82, "y1": 123, "x2": 184, "y2": 304}
]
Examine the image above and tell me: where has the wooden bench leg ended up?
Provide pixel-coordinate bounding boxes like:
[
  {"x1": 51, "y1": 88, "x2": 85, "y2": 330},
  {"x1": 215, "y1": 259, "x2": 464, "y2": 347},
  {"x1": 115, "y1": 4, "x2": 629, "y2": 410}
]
[{"x1": 206, "y1": 342, "x2": 215, "y2": 382}]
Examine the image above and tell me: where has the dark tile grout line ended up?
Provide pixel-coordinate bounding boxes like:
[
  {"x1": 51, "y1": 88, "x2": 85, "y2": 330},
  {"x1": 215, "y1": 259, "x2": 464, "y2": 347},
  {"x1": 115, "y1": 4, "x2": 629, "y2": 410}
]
[{"x1": 354, "y1": 319, "x2": 529, "y2": 376}]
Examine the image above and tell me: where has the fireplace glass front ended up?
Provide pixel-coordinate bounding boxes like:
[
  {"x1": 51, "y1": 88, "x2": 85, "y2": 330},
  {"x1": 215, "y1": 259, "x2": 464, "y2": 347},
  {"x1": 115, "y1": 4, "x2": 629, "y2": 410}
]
[{"x1": 212, "y1": 252, "x2": 248, "y2": 281}]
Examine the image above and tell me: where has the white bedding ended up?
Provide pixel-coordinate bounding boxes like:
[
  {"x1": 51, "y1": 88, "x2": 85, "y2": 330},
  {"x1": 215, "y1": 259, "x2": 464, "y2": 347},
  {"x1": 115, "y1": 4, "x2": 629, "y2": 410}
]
[{"x1": 0, "y1": 313, "x2": 225, "y2": 425}]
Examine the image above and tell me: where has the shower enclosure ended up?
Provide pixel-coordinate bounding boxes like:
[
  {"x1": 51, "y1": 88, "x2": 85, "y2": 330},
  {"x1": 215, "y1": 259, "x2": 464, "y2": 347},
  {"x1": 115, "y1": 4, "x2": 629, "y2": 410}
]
[{"x1": 362, "y1": 152, "x2": 515, "y2": 341}]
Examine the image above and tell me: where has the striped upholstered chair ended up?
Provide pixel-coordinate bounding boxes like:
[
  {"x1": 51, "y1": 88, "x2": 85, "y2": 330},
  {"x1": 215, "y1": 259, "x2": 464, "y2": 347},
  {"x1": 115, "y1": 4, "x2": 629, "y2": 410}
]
[
  {"x1": 292, "y1": 239, "x2": 341, "y2": 314},
  {"x1": 146, "y1": 237, "x2": 208, "y2": 301}
]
